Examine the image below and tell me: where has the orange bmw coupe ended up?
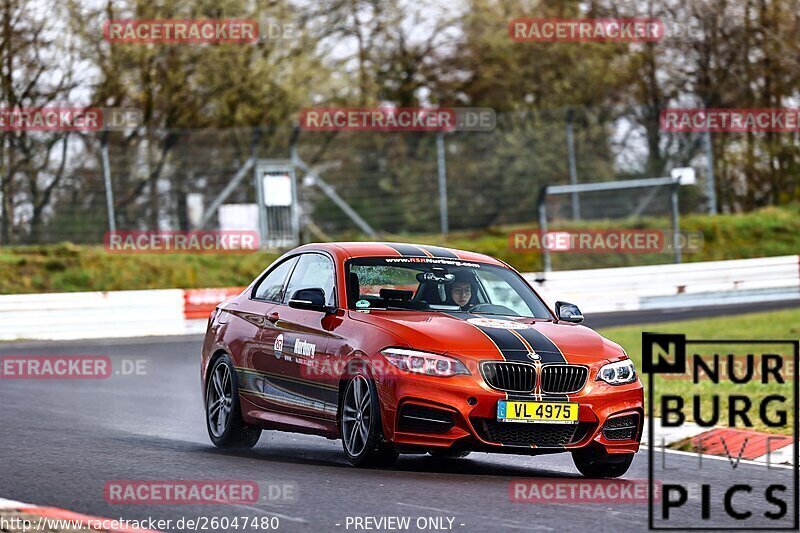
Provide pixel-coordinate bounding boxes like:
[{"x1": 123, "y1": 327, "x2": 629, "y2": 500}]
[{"x1": 201, "y1": 242, "x2": 643, "y2": 477}]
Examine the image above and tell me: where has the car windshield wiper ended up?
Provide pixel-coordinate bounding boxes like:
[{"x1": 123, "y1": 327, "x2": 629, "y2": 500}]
[
  {"x1": 469, "y1": 310, "x2": 553, "y2": 321},
  {"x1": 469, "y1": 310, "x2": 519, "y2": 317}
]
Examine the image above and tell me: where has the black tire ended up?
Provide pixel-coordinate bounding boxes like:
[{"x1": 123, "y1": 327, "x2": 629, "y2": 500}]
[
  {"x1": 572, "y1": 447, "x2": 634, "y2": 478},
  {"x1": 205, "y1": 354, "x2": 261, "y2": 449},
  {"x1": 428, "y1": 449, "x2": 471, "y2": 459},
  {"x1": 340, "y1": 372, "x2": 398, "y2": 468}
]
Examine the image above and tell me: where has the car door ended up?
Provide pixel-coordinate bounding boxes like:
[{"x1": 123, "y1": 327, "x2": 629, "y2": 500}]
[
  {"x1": 241, "y1": 255, "x2": 299, "y2": 412},
  {"x1": 258, "y1": 252, "x2": 341, "y2": 420}
]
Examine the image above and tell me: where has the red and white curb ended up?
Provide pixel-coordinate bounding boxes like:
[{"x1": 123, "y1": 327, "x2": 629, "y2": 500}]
[
  {"x1": 642, "y1": 418, "x2": 797, "y2": 466},
  {"x1": 0, "y1": 497, "x2": 158, "y2": 532}
]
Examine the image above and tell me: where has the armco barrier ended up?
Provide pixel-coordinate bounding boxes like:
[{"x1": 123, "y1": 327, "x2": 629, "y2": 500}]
[
  {"x1": 0, "y1": 255, "x2": 796, "y2": 341},
  {"x1": 526, "y1": 254, "x2": 800, "y2": 314},
  {"x1": 0, "y1": 289, "x2": 186, "y2": 341}
]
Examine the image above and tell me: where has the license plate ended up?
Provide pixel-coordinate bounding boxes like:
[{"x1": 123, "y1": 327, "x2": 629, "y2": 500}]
[{"x1": 497, "y1": 400, "x2": 578, "y2": 424}]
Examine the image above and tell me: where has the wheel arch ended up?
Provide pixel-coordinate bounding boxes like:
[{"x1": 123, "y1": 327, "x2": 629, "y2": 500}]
[{"x1": 203, "y1": 348, "x2": 232, "y2": 392}]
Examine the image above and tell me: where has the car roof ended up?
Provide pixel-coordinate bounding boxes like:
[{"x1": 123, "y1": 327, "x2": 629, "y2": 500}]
[{"x1": 292, "y1": 242, "x2": 507, "y2": 267}]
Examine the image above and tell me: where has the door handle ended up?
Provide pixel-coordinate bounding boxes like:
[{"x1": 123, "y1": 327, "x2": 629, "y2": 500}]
[{"x1": 266, "y1": 312, "x2": 280, "y2": 324}]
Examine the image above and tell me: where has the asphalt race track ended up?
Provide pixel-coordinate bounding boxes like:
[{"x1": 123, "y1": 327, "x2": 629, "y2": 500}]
[
  {"x1": 585, "y1": 298, "x2": 800, "y2": 328},
  {"x1": 1, "y1": 302, "x2": 798, "y2": 533}
]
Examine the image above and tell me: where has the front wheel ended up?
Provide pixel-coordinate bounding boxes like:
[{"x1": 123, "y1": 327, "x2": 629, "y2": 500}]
[
  {"x1": 572, "y1": 447, "x2": 634, "y2": 478},
  {"x1": 205, "y1": 355, "x2": 261, "y2": 449},
  {"x1": 340, "y1": 373, "x2": 398, "y2": 467}
]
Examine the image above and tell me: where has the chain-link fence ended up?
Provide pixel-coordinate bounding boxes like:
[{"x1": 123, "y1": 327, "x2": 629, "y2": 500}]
[{"x1": 0, "y1": 107, "x2": 716, "y2": 246}]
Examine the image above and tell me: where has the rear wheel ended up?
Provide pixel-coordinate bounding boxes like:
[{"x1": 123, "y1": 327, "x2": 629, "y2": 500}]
[
  {"x1": 340, "y1": 373, "x2": 398, "y2": 467},
  {"x1": 205, "y1": 355, "x2": 261, "y2": 449},
  {"x1": 572, "y1": 447, "x2": 634, "y2": 478}
]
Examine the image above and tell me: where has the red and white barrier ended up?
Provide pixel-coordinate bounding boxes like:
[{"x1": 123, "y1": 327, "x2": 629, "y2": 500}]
[{"x1": 183, "y1": 287, "x2": 243, "y2": 320}]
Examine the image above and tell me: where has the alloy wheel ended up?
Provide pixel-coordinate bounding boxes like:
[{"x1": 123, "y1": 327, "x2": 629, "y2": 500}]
[
  {"x1": 207, "y1": 361, "x2": 233, "y2": 438},
  {"x1": 342, "y1": 375, "x2": 372, "y2": 456}
]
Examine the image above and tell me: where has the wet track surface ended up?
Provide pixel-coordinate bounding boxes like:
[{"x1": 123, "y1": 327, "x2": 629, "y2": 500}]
[
  {"x1": 1, "y1": 326, "x2": 797, "y2": 532},
  {"x1": 585, "y1": 298, "x2": 800, "y2": 329}
]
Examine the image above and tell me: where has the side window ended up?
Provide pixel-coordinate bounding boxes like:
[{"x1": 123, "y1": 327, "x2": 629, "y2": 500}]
[
  {"x1": 283, "y1": 254, "x2": 336, "y2": 306},
  {"x1": 253, "y1": 257, "x2": 299, "y2": 302}
]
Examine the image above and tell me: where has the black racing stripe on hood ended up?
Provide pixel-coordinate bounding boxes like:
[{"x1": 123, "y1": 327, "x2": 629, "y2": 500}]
[
  {"x1": 473, "y1": 328, "x2": 533, "y2": 363},
  {"x1": 386, "y1": 243, "x2": 429, "y2": 257},
  {"x1": 512, "y1": 328, "x2": 567, "y2": 364},
  {"x1": 419, "y1": 245, "x2": 459, "y2": 258},
  {"x1": 443, "y1": 311, "x2": 531, "y2": 363}
]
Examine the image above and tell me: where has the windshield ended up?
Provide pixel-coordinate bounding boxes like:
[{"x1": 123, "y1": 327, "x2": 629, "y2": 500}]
[{"x1": 346, "y1": 257, "x2": 552, "y2": 319}]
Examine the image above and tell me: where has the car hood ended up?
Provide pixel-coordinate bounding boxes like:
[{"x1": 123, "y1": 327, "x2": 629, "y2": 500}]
[{"x1": 349, "y1": 310, "x2": 626, "y2": 365}]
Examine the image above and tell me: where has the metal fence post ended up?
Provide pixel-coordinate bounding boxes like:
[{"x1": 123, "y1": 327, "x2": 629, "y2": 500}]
[
  {"x1": 537, "y1": 186, "x2": 551, "y2": 274},
  {"x1": 436, "y1": 131, "x2": 449, "y2": 234},
  {"x1": 704, "y1": 130, "x2": 718, "y2": 215},
  {"x1": 100, "y1": 133, "x2": 116, "y2": 232},
  {"x1": 566, "y1": 108, "x2": 580, "y2": 220},
  {"x1": 251, "y1": 129, "x2": 268, "y2": 248},
  {"x1": 671, "y1": 177, "x2": 681, "y2": 264}
]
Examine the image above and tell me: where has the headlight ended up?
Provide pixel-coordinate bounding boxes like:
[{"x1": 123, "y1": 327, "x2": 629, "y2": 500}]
[
  {"x1": 380, "y1": 348, "x2": 470, "y2": 377},
  {"x1": 597, "y1": 359, "x2": 636, "y2": 385}
]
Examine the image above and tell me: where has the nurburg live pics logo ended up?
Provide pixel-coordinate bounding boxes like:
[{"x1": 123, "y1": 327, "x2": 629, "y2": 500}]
[{"x1": 643, "y1": 332, "x2": 799, "y2": 530}]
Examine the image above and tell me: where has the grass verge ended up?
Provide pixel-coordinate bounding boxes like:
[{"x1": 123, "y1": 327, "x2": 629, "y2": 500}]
[{"x1": 0, "y1": 204, "x2": 797, "y2": 294}]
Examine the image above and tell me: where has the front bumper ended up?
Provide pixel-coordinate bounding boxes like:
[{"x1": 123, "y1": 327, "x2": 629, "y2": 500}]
[{"x1": 375, "y1": 363, "x2": 644, "y2": 455}]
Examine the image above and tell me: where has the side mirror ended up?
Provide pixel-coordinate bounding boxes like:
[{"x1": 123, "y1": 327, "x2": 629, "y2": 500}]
[
  {"x1": 288, "y1": 288, "x2": 333, "y2": 313},
  {"x1": 555, "y1": 301, "x2": 584, "y2": 324}
]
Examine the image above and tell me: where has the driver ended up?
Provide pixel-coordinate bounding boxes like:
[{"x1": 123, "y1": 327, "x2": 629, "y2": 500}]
[{"x1": 449, "y1": 271, "x2": 476, "y2": 311}]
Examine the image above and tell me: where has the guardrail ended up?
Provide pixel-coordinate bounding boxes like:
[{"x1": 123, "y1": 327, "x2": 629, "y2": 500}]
[
  {"x1": 0, "y1": 255, "x2": 796, "y2": 341},
  {"x1": 0, "y1": 288, "x2": 241, "y2": 341},
  {"x1": 0, "y1": 290, "x2": 185, "y2": 341},
  {"x1": 525, "y1": 255, "x2": 800, "y2": 314}
]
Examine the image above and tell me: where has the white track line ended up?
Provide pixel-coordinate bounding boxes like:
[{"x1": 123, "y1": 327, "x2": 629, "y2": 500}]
[{"x1": 641, "y1": 418, "x2": 706, "y2": 446}]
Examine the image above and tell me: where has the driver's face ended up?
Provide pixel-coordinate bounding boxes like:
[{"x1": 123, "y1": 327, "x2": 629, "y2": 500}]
[{"x1": 451, "y1": 281, "x2": 472, "y2": 307}]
